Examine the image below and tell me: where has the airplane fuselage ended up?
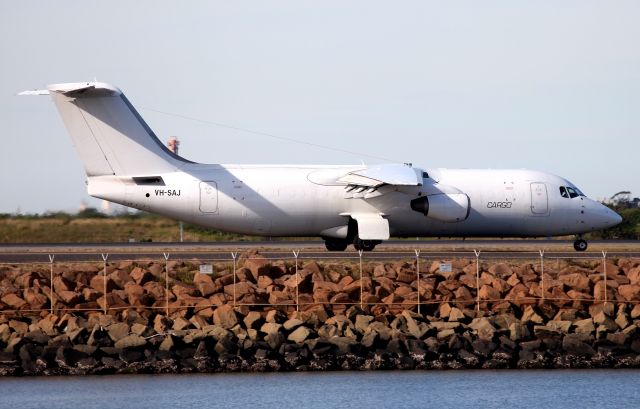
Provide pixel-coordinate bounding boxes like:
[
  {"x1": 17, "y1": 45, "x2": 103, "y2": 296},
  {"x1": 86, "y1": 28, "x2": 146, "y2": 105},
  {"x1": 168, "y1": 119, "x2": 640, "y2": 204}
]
[{"x1": 88, "y1": 165, "x2": 618, "y2": 239}]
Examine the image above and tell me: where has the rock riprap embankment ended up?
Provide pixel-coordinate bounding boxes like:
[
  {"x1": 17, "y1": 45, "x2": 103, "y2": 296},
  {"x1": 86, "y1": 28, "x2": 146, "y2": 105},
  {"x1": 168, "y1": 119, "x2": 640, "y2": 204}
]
[{"x1": 1, "y1": 253, "x2": 640, "y2": 375}]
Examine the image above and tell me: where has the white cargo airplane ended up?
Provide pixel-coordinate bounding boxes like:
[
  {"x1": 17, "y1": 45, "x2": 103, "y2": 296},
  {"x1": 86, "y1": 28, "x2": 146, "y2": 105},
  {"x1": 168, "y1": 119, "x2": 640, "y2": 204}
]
[{"x1": 22, "y1": 82, "x2": 622, "y2": 251}]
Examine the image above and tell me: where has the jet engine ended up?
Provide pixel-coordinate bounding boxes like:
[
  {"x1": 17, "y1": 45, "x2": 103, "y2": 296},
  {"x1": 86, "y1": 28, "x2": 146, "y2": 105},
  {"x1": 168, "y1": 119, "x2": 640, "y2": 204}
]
[{"x1": 410, "y1": 193, "x2": 470, "y2": 223}]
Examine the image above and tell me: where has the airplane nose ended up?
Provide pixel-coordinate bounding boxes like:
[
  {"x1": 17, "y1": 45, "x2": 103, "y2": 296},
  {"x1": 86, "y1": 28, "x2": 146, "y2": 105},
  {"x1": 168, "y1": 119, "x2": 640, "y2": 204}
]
[
  {"x1": 606, "y1": 208, "x2": 623, "y2": 228},
  {"x1": 596, "y1": 203, "x2": 622, "y2": 228}
]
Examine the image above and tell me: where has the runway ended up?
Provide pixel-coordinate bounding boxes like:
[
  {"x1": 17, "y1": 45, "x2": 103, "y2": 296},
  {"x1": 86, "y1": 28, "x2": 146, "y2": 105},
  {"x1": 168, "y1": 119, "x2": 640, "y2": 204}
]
[{"x1": 0, "y1": 240, "x2": 639, "y2": 263}]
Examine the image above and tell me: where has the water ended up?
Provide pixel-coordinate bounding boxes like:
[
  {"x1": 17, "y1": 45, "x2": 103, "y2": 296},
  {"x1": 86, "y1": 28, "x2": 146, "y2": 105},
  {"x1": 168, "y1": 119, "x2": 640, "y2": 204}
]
[{"x1": 1, "y1": 370, "x2": 639, "y2": 409}]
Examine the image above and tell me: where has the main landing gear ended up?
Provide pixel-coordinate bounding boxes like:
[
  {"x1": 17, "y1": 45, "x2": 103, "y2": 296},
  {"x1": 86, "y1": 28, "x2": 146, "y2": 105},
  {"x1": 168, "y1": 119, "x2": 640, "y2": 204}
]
[
  {"x1": 324, "y1": 239, "x2": 348, "y2": 251},
  {"x1": 573, "y1": 236, "x2": 588, "y2": 252},
  {"x1": 324, "y1": 237, "x2": 380, "y2": 252},
  {"x1": 353, "y1": 237, "x2": 380, "y2": 252}
]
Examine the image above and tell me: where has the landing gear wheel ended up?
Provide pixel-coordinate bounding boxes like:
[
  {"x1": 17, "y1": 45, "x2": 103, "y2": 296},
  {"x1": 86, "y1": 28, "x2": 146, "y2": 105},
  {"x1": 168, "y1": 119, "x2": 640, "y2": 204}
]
[
  {"x1": 353, "y1": 237, "x2": 378, "y2": 252},
  {"x1": 325, "y1": 239, "x2": 348, "y2": 251},
  {"x1": 573, "y1": 239, "x2": 588, "y2": 252}
]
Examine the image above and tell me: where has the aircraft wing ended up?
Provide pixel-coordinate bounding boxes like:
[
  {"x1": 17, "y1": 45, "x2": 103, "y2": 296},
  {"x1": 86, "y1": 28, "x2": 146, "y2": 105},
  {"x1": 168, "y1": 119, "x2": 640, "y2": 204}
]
[{"x1": 338, "y1": 164, "x2": 422, "y2": 199}]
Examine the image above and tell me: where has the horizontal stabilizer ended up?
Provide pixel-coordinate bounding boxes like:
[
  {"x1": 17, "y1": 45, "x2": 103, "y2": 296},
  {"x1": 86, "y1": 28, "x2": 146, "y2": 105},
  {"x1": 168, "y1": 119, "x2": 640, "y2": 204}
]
[{"x1": 18, "y1": 89, "x2": 49, "y2": 96}]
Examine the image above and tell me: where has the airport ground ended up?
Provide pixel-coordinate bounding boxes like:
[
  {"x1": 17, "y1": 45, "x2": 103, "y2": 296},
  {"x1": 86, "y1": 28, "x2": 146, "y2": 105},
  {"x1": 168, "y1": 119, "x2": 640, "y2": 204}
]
[{"x1": 0, "y1": 240, "x2": 640, "y2": 264}]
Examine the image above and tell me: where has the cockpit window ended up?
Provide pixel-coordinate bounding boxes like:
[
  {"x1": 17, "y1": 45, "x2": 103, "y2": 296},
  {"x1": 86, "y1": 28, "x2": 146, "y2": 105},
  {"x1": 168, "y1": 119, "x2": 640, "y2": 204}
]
[
  {"x1": 560, "y1": 185, "x2": 585, "y2": 199},
  {"x1": 566, "y1": 187, "x2": 579, "y2": 198},
  {"x1": 560, "y1": 186, "x2": 569, "y2": 198},
  {"x1": 422, "y1": 172, "x2": 429, "y2": 179}
]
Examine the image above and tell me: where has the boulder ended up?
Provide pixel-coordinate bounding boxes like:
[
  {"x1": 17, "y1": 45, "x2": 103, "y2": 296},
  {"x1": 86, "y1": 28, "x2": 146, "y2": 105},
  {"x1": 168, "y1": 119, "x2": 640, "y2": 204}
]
[
  {"x1": 9, "y1": 320, "x2": 29, "y2": 335},
  {"x1": 14, "y1": 272, "x2": 42, "y2": 288},
  {"x1": 288, "y1": 326, "x2": 312, "y2": 343},
  {"x1": 283, "y1": 318, "x2": 304, "y2": 332},
  {"x1": 143, "y1": 281, "x2": 166, "y2": 300},
  {"x1": 114, "y1": 334, "x2": 147, "y2": 349},
  {"x1": 618, "y1": 285, "x2": 640, "y2": 302},
  {"x1": 81, "y1": 288, "x2": 101, "y2": 302},
  {"x1": 1, "y1": 294, "x2": 26, "y2": 309},
  {"x1": 592, "y1": 311, "x2": 617, "y2": 332},
  {"x1": 615, "y1": 312, "x2": 630, "y2": 330},
  {"x1": 57, "y1": 290, "x2": 81, "y2": 306},
  {"x1": 212, "y1": 305, "x2": 239, "y2": 329},
  {"x1": 52, "y1": 276, "x2": 74, "y2": 293},
  {"x1": 107, "y1": 322, "x2": 130, "y2": 342},
  {"x1": 545, "y1": 320, "x2": 572, "y2": 333},
  {"x1": 488, "y1": 263, "x2": 513, "y2": 278},
  {"x1": 559, "y1": 273, "x2": 590, "y2": 291},
  {"x1": 521, "y1": 306, "x2": 544, "y2": 324},
  {"x1": 606, "y1": 332, "x2": 628, "y2": 346},
  {"x1": 573, "y1": 319, "x2": 595, "y2": 334},
  {"x1": 261, "y1": 324, "x2": 284, "y2": 350},
  {"x1": 243, "y1": 311, "x2": 263, "y2": 330},
  {"x1": 562, "y1": 334, "x2": 595, "y2": 356},
  {"x1": 108, "y1": 269, "x2": 132, "y2": 289},
  {"x1": 23, "y1": 288, "x2": 49, "y2": 309},
  {"x1": 401, "y1": 310, "x2": 428, "y2": 339},
  {"x1": 469, "y1": 317, "x2": 495, "y2": 341},
  {"x1": 123, "y1": 282, "x2": 147, "y2": 306},
  {"x1": 243, "y1": 255, "x2": 271, "y2": 278},
  {"x1": 479, "y1": 284, "x2": 501, "y2": 301},
  {"x1": 89, "y1": 275, "x2": 116, "y2": 293},
  {"x1": 193, "y1": 273, "x2": 218, "y2": 297},
  {"x1": 224, "y1": 282, "x2": 254, "y2": 299},
  {"x1": 269, "y1": 291, "x2": 292, "y2": 305},
  {"x1": 509, "y1": 322, "x2": 529, "y2": 342},
  {"x1": 153, "y1": 315, "x2": 173, "y2": 334},
  {"x1": 130, "y1": 267, "x2": 154, "y2": 285}
]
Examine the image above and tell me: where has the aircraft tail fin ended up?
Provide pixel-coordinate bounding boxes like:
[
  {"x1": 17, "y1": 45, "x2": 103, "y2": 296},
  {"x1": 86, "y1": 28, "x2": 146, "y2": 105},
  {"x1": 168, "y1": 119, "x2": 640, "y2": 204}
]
[{"x1": 26, "y1": 82, "x2": 193, "y2": 176}]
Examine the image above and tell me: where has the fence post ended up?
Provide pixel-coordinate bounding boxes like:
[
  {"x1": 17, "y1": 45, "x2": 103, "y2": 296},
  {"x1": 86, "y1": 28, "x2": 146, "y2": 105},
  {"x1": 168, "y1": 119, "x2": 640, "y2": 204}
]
[
  {"x1": 293, "y1": 250, "x2": 300, "y2": 312},
  {"x1": 539, "y1": 250, "x2": 545, "y2": 302},
  {"x1": 101, "y1": 254, "x2": 109, "y2": 314},
  {"x1": 602, "y1": 251, "x2": 608, "y2": 306},
  {"x1": 359, "y1": 249, "x2": 364, "y2": 309},
  {"x1": 48, "y1": 254, "x2": 55, "y2": 315},
  {"x1": 231, "y1": 252, "x2": 238, "y2": 307},
  {"x1": 414, "y1": 249, "x2": 421, "y2": 314},
  {"x1": 474, "y1": 250, "x2": 481, "y2": 311},
  {"x1": 164, "y1": 253, "x2": 170, "y2": 316}
]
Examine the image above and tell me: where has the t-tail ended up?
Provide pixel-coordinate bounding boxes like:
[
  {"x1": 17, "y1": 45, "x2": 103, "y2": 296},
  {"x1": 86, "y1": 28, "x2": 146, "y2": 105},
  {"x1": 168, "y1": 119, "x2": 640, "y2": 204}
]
[{"x1": 21, "y1": 82, "x2": 193, "y2": 177}]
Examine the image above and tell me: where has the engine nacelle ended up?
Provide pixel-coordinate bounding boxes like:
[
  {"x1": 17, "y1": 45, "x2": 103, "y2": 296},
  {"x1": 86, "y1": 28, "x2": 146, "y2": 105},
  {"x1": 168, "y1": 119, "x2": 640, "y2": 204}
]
[{"x1": 410, "y1": 193, "x2": 470, "y2": 223}]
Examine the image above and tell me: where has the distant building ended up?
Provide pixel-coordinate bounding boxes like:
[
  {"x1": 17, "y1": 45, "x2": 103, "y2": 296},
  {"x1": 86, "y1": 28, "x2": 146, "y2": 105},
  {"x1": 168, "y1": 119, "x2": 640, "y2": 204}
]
[{"x1": 167, "y1": 136, "x2": 180, "y2": 155}]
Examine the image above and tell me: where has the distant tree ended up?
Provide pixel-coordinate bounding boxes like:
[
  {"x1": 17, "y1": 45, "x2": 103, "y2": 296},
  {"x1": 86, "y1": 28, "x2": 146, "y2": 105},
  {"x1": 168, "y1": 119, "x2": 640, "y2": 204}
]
[
  {"x1": 76, "y1": 207, "x2": 108, "y2": 219},
  {"x1": 591, "y1": 205, "x2": 640, "y2": 240}
]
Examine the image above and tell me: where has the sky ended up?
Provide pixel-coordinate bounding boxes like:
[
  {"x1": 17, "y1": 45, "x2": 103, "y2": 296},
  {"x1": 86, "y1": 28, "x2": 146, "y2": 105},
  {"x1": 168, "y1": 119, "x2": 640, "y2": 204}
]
[{"x1": 1, "y1": 1, "x2": 639, "y2": 214}]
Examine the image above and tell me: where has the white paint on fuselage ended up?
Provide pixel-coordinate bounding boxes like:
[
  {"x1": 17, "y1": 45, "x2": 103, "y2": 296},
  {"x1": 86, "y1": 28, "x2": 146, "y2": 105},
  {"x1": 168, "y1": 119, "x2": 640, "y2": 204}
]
[{"x1": 87, "y1": 164, "x2": 620, "y2": 239}]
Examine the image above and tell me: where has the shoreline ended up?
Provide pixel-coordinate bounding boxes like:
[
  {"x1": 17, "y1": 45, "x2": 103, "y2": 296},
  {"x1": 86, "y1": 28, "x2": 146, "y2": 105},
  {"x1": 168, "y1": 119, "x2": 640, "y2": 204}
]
[{"x1": 1, "y1": 252, "x2": 640, "y2": 375}]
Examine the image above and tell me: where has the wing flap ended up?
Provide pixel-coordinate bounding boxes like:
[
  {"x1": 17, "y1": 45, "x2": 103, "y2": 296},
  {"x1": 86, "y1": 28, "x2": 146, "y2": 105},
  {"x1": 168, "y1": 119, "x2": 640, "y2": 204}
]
[{"x1": 338, "y1": 164, "x2": 422, "y2": 187}]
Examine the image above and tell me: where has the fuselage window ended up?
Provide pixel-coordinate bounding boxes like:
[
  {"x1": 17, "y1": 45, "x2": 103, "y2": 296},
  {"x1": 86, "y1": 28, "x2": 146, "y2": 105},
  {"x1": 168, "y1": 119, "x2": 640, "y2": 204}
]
[
  {"x1": 422, "y1": 172, "x2": 429, "y2": 179},
  {"x1": 560, "y1": 186, "x2": 569, "y2": 198}
]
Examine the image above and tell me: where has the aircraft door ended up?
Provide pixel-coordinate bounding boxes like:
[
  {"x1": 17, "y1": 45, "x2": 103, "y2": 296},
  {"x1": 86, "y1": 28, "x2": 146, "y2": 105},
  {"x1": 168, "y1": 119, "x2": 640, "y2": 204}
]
[
  {"x1": 530, "y1": 182, "x2": 548, "y2": 215},
  {"x1": 199, "y1": 181, "x2": 218, "y2": 213}
]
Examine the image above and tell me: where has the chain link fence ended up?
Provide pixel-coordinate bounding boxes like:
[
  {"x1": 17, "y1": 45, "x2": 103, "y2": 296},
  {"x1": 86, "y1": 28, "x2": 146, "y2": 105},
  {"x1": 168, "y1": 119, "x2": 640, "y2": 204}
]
[{"x1": 0, "y1": 250, "x2": 637, "y2": 317}]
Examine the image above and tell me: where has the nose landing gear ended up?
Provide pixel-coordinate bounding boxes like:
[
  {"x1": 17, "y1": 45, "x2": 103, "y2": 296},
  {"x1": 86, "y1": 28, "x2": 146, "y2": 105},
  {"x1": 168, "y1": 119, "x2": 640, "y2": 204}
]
[{"x1": 573, "y1": 236, "x2": 588, "y2": 252}]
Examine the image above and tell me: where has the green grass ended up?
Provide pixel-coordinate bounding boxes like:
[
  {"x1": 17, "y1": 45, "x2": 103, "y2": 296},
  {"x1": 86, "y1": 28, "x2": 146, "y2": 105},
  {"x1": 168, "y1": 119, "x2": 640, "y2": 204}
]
[{"x1": 0, "y1": 210, "x2": 257, "y2": 243}]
